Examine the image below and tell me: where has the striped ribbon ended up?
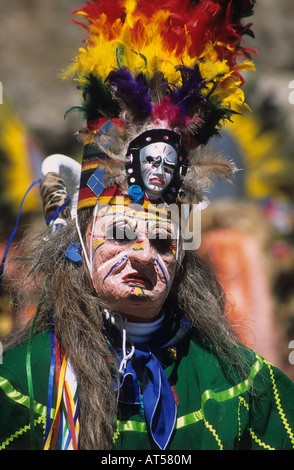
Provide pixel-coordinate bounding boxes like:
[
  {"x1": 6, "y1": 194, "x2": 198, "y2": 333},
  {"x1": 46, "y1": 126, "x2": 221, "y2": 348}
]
[{"x1": 43, "y1": 331, "x2": 79, "y2": 450}]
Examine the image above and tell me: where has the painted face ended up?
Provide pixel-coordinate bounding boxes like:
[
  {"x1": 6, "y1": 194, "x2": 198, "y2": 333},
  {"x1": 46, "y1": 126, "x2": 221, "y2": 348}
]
[
  {"x1": 139, "y1": 142, "x2": 178, "y2": 199},
  {"x1": 85, "y1": 205, "x2": 178, "y2": 322}
]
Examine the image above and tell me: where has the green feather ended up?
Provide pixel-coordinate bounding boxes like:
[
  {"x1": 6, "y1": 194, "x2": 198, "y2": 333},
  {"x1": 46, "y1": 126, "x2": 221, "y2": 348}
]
[{"x1": 78, "y1": 74, "x2": 119, "y2": 121}]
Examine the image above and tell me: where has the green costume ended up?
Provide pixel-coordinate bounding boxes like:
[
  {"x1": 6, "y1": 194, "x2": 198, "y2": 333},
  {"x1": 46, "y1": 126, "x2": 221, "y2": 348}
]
[{"x1": 1, "y1": 328, "x2": 294, "y2": 450}]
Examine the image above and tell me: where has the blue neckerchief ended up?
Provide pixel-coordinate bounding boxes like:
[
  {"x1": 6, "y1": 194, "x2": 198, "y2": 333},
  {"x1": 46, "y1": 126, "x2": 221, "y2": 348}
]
[
  {"x1": 110, "y1": 315, "x2": 191, "y2": 450},
  {"x1": 117, "y1": 345, "x2": 177, "y2": 450}
]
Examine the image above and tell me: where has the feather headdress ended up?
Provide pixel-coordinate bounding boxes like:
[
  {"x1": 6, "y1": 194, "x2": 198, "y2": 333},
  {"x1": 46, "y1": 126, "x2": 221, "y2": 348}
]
[{"x1": 63, "y1": 0, "x2": 256, "y2": 207}]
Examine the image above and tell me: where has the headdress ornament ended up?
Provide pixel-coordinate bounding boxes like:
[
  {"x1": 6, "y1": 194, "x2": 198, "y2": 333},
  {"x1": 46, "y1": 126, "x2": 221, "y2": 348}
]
[{"x1": 61, "y1": 0, "x2": 256, "y2": 210}]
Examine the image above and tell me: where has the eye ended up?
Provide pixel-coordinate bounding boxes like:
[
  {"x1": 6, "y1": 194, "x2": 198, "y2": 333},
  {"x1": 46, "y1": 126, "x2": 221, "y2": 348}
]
[
  {"x1": 149, "y1": 231, "x2": 176, "y2": 255},
  {"x1": 145, "y1": 155, "x2": 155, "y2": 164},
  {"x1": 163, "y1": 160, "x2": 176, "y2": 170},
  {"x1": 151, "y1": 237, "x2": 171, "y2": 254}
]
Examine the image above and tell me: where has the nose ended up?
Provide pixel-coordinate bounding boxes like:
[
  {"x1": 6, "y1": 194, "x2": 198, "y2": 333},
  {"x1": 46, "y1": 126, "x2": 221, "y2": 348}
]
[
  {"x1": 129, "y1": 238, "x2": 155, "y2": 265},
  {"x1": 153, "y1": 155, "x2": 162, "y2": 168},
  {"x1": 153, "y1": 159, "x2": 165, "y2": 179}
]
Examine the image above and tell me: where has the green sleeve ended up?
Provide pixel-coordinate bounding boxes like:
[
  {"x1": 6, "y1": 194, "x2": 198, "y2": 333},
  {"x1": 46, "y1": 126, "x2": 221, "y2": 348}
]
[
  {"x1": 250, "y1": 360, "x2": 294, "y2": 450},
  {"x1": 0, "y1": 330, "x2": 51, "y2": 450}
]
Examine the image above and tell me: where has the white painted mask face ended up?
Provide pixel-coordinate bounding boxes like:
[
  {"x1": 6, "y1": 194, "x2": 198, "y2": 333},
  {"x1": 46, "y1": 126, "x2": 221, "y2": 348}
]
[{"x1": 139, "y1": 142, "x2": 178, "y2": 199}]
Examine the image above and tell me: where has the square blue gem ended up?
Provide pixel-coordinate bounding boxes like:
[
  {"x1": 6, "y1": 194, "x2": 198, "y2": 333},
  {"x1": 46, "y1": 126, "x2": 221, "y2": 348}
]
[{"x1": 87, "y1": 167, "x2": 105, "y2": 197}]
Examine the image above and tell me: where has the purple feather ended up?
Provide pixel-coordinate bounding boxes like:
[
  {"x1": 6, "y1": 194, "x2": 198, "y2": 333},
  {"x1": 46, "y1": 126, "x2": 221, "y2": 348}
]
[
  {"x1": 168, "y1": 65, "x2": 206, "y2": 117},
  {"x1": 107, "y1": 68, "x2": 152, "y2": 119}
]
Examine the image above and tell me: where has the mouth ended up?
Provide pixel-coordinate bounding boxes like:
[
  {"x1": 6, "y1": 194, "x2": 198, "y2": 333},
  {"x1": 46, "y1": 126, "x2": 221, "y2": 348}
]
[
  {"x1": 123, "y1": 272, "x2": 154, "y2": 289},
  {"x1": 149, "y1": 177, "x2": 164, "y2": 186}
]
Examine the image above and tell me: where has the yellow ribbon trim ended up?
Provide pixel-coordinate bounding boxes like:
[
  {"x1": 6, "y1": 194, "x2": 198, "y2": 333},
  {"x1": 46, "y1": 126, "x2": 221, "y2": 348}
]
[
  {"x1": 200, "y1": 353, "x2": 264, "y2": 409},
  {"x1": 264, "y1": 360, "x2": 294, "y2": 448},
  {"x1": 176, "y1": 409, "x2": 203, "y2": 429},
  {"x1": 238, "y1": 396, "x2": 275, "y2": 450},
  {"x1": 0, "y1": 416, "x2": 46, "y2": 450},
  {"x1": 0, "y1": 376, "x2": 54, "y2": 419}
]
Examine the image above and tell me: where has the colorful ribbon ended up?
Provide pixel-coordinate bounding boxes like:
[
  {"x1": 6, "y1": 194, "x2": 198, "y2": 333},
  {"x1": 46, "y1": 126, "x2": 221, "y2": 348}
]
[{"x1": 43, "y1": 329, "x2": 79, "y2": 450}]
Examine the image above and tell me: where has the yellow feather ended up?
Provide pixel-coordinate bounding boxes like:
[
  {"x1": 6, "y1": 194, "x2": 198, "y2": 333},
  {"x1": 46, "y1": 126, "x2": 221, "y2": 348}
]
[
  {"x1": 62, "y1": 7, "x2": 254, "y2": 119},
  {"x1": 124, "y1": 0, "x2": 138, "y2": 27},
  {"x1": 0, "y1": 99, "x2": 41, "y2": 212}
]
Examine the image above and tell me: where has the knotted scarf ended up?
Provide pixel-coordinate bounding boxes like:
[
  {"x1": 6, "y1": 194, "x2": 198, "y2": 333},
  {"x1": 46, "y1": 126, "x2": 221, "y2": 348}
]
[{"x1": 118, "y1": 344, "x2": 177, "y2": 450}]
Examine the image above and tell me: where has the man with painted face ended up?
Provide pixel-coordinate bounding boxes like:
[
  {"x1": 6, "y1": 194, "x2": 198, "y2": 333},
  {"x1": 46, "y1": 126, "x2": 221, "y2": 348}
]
[{"x1": 1, "y1": 0, "x2": 294, "y2": 453}]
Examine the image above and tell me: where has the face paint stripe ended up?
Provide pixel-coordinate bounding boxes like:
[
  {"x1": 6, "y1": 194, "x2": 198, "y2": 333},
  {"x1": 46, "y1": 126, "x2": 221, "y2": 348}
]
[
  {"x1": 92, "y1": 239, "x2": 105, "y2": 246},
  {"x1": 102, "y1": 254, "x2": 128, "y2": 284},
  {"x1": 130, "y1": 287, "x2": 146, "y2": 297},
  {"x1": 169, "y1": 245, "x2": 176, "y2": 257},
  {"x1": 133, "y1": 241, "x2": 145, "y2": 251},
  {"x1": 92, "y1": 239, "x2": 105, "y2": 256},
  {"x1": 96, "y1": 250, "x2": 126, "y2": 274},
  {"x1": 156, "y1": 258, "x2": 169, "y2": 287}
]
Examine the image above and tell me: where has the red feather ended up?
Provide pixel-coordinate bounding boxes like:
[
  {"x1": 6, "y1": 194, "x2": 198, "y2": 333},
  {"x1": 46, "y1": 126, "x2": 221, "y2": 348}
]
[
  {"x1": 72, "y1": 0, "x2": 256, "y2": 63},
  {"x1": 72, "y1": 0, "x2": 125, "y2": 27}
]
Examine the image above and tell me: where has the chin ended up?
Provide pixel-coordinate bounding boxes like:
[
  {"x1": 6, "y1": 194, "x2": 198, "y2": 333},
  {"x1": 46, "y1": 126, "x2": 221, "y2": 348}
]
[
  {"x1": 123, "y1": 291, "x2": 153, "y2": 308},
  {"x1": 100, "y1": 286, "x2": 164, "y2": 317},
  {"x1": 115, "y1": 295, "x2": 162, "y2": 319}
]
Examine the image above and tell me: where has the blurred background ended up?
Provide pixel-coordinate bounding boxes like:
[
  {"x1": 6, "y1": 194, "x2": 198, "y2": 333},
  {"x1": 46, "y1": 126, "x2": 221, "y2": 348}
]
[{"x1": 0, "y1": 0, "x2": 293, "y2": 379}]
